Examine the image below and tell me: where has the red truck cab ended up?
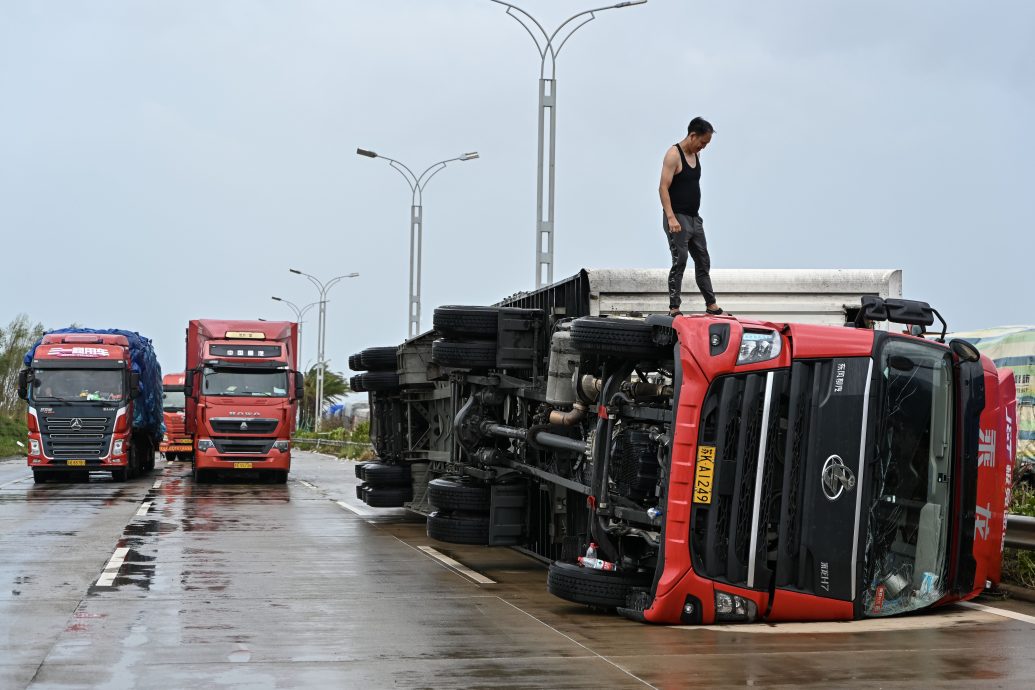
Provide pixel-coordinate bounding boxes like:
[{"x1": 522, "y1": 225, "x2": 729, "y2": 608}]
[
  {"x1": 160, "y1": 372, "x2": 192, "y2": 461},
  {"x1": 19, "y1": 333, "x2": 155, "y2": 482},
  {"x1": 637, "y1": 305, "x2": 1016, "y2": 624},
  {"x1": 184, "y1": 320, "x2": 301, "y2": 483}
]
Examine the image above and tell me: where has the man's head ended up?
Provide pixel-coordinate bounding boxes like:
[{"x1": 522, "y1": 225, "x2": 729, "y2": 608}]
[{"x1": 686, "y1": 116, "x2": 715, "y2": 153}]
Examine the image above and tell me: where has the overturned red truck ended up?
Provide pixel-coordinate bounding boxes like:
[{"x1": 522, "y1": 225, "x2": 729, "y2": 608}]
[
  {"x1": 353, "y1": 269, "x2": 1017, "y2": 624},
  {"x1": 184, "y1": 319, "x2": 302, "y2": 483}
]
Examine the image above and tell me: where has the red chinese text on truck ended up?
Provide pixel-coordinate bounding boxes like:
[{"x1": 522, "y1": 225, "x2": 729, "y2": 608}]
[
  {"x1": 159, "y1": 372, "x2": 193, "y2": 461},
  {"x1": 183, "y1": 320, "x2": 302, "y2": 483}
]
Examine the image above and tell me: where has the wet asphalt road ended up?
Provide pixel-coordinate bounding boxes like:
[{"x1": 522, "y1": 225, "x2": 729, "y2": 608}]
[{"x1": 2, "y1": 452, "x2": 1035, "y2": 689}]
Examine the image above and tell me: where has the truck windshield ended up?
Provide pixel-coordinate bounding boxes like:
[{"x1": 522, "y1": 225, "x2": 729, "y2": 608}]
[
  {"x1": 862, "y1": 338, "x2": 955, "y2": 617},
  {"x1": 163, "y1": 389, "x2": 186, "y2": 411},
  {"x1": 202, "y1": 368, "x2": 288, "y2": 397},
  {"x1": 31, "y1": 368, "x2": 124, "y2": 402}
]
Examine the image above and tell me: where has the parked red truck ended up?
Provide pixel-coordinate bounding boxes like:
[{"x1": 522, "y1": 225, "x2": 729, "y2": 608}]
[
  {"x1": 183, "y1": 320, "x2": 301, "y2": 483},
  {"x1": 18, "y1": 330, "x2": 164, "y2": 483},
  {"x1": 159, "y1": 372, "x2": 193, "y2": 461}
]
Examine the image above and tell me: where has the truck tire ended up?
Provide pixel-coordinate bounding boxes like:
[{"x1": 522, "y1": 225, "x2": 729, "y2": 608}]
[
  {"x1": 349, "y1": 353, "x2": 365, "y2": 371},
  {"x1": 357, "y1": 371, "x2": 400, "y2": 392},
  {"x1": 193, "y1": 467, "x2": 212, "y2": 483},
  {"x1": 431, "y1": 339, "x2": 497, "y2": 369},
  {"x1": 32, "y1": 470, "x2": 46, "y2": 484},
  {"x1": 433, "y1": 306, "x2": 499, "y2": 339},
  {"x1": 360, "y1": 347, "x2": 398, "y2": 372},
  {"x1": 571, "y1": 316, "x2": 667, "y2": 359},
  {"x1": 362, "y1": 462, "x2": 410, "y2": 485},
  {"x1": 363, "y1": 485, "x2": 412, "y2": 507},
  {"x1": 350, "y1": 374, "x2": 367, "y2": 393},
  {"x1": 426, "y1": 511, "x2": 490, "y2": 545},
  {"x1": 546, "y1": 561, "x2": 650, "y2": 609},
  {"x1": 428, "y1": 477, "x2": 491, "y2": 512},
  {"x1": 355, "y1": 462, "x2": 371, "y2": 479},
  {"x1": 111, "y1": 468, "x2": 128, "y2": 483}
]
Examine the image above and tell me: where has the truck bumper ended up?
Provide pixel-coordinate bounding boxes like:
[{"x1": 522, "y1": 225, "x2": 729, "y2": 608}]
[{"x1": 194, "y1": 449, "x2": 291, "y2": 472}]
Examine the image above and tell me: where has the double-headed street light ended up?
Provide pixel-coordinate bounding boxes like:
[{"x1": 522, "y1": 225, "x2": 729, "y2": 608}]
[
  {"x1": 490, "y1": 0, "x2": 647, "y2": 288},
  {"x1": 289, "y1": 269, "x2": 359, "y2": 432},
  {"x1": 356, "y1": 147, "x2": 479, "y2": 338},
  {"x1": 271, "y1": 296, "x2": 318, "y2": 370}
]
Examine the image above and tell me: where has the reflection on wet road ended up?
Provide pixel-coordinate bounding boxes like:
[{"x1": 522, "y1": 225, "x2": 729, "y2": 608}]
[{"x1": 2, "y1": 452, "x2": 1034, "y2": 688}]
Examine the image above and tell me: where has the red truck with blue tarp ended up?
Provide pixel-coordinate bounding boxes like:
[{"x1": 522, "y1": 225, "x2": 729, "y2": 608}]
[{"x1": 18, "y1": 329, "x2": 164, "y2": 483}]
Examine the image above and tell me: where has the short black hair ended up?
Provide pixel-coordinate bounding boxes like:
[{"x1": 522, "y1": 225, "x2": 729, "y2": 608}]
[{"x1": 687, "y1": 117, "x2": 715, "y2": 136}]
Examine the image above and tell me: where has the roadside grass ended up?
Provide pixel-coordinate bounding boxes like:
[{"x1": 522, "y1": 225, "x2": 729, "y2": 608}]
[
  {"x1": 294, "y1": 421, "x2": 374, "y2": 460},
  {"x1": 0, "y1": 413, "x2": 26, "y2": 458},
  {"x1": 1003, "y1": 481, "x2": 1035, "y2": 589}
]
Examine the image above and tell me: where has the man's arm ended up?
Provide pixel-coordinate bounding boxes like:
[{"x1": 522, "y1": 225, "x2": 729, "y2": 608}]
[{"x1": 659, "y1": 148, "x2": 682, "y2": 234}]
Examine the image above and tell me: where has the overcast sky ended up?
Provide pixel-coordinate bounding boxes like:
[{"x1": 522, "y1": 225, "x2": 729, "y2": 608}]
[{"x1": 1, "y1": 0, "x2": 1032, "y2": 375}]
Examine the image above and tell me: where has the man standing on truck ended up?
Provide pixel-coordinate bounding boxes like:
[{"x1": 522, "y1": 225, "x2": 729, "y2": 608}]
[{"x1": 659, "y1": 117, "x2": 722, "y2": 317}]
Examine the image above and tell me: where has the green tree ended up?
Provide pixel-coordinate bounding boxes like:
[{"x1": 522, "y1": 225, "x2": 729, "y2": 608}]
[
  {"x1": 298, "y1": 365, "x2": 350, "y2": 430},
  {"x1": 0, "y1": 314, "x2": 45, "y2": 416}
]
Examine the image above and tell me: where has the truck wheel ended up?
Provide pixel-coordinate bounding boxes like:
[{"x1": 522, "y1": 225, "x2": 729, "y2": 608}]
[
  {"x1": 111, "y1": 468, "x2": 128, "y2": 483},
  {"x1": 363, "y1": 485, "x2": 412, "y2": 507},
  {"x1": 354, "y1": 462, "x2": 371, "y2": 480},
  {"x1": 193, "y1": 468, "x2": 211, "y2": 483},
  {"x1": 32, "y1": 470, "x2": 46, "y2": 484},
  {"x1": 349, "y1": 353, "x2": 366, "y2": 371},
  {"x1": 546, "y1": 561, "x2": 650, "y2": 610},
  {"x1": 362, "y1": 462, "x2": 410, "y2": 486},
  {"x1": 271, "y1": 471, "x2": 288, "y2": 484},
  {"x1": 357, "y1": 371, "x2": 400, "y2": 392},
  {"x1": 360, "y1": 347, "x2": 398, "y2": 372},
  {"x1": 431, "y1": 339, "x2": 497, "y2": 369},
  {"x1": 350, "y1": 374, "x2": 367, "y2": 393},
  {"x1": 426, "y1": 510, "x2": 490, "y2": 545},
  {"x1": 428, "y1": 477, "x2": 491, "y2": 512},
  {"x1": 433, "y1": 306, "x2": 499, "y2": 339},
  {"x1": 570, "y1": 316, "x2": 668, "y2": 359}
]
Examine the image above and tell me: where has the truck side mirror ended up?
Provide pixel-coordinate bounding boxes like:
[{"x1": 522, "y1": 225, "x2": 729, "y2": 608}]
[
  {"x1": 294, "y1": 371, "x2": 305, "y2": 401},
  {"x1": 17, "y1": 370, "x2": 29, "y2": 400},
  {"x1": 129, "y1": 372, "x2": 141, "y2": 399},
  {"x1": 184, "y1": 370, "x2": 195, "y2": 398}
]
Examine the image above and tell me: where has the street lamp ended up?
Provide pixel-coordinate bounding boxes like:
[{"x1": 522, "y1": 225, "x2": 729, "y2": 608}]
[
  {"x1": 356, "y1": 147, "x2": 479, "y2": 338},
  {"x1": 490, "y1": 0, "x2": 647, "y2": 288},
  {"x1": 271, "y1": 296, "x2": 318, "y2": 371},
  {"x1": 289, "y1": 269, "x2": 359, "y2": 432}
]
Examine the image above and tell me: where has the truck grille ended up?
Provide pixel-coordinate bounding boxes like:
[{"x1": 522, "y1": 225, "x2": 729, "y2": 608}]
[
  {"x1": 209, "y1": 418, "x2": 279, "y2": 434},
  {"x1": 212, "y1": 438, "x2": 275, "y2": 455},
  {"x1": 692, "y1": 370, "x2": 789, "y2": 590},
  {"x1": 42, "y1": 416, "x2": 113, "y2": 458}
]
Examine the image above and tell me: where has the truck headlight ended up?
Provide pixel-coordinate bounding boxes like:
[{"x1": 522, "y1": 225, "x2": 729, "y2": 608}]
[
  {"x1": 112, "y1": 439, "x2": 124, "y2": 455},
  {"x1": 714, "y1": 590, "x2": 758, "y2": 622},
  {"x1": 162, "y1": 433, "x2": 169, "y2": 442},
  {"x1": 197, "y1": 439, "x2": 214, "y2": 451},
  {"x1": 737, "y1": 330, "x2": 782, "y2": 365},
  {"x1": 273, "y1": 440, "x2": 290, "y2": 452},
  {"x1": 29, "y1": 439, "x2": 41, "y2": 456}
]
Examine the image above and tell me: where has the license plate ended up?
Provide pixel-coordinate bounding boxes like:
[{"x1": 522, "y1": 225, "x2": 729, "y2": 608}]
[
  {"x1": 693, "y1": 445, "x2": 716, "y2": 504},
  {"x1": 166, "y1": 445, "x2": 192, "y2": 452},
  {"x1": 177, "y1": 439, "x2": 192, "y2": 444},
  {"x1": 233, "y1": 462, "x2": 253, "y2": 469},
  {"x1": 67, "y1": 459, "x2": 87, "y2": 467}
]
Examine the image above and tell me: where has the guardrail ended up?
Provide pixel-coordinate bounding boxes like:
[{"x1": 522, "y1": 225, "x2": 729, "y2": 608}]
[
  {"x1": 292, "y1": 437, "x2": 374, "y2": 451},
  {"x1": 1006, "y1": 515, "x2": 1035, "y2": 550}
]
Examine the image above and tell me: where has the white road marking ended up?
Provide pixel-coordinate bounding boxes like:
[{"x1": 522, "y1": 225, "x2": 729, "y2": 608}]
[
  {"x1": 0, "y1": 476, "x2": 30, "y2": 488},
  {"x1": 336, "y1": 500, "x2": 377, "y2": 517},
  {"x1": 135, "y1": 502, "x2": 152, "y2": 517},
  {"x1": 95, "y1": 547, "x2": 130, "y2": 587},
  {"x1": 299, "y1": 480, "x2": 319, "y2": 490},
  {"x1": 680, "y1": 606, "x2": 1004, "y2": 633},
  {"x1": 417, "y1": 546, "x2": 496, "y2": 585},
  {"x1": 495, "y1": 597, "x2": 658, "y2": 689},
  {"x1": 151, "y1": 480, "x2": 162, "y2": 490},
  {"x1": 959, "y1": 601, "x2": 1035, "y2": 626}
]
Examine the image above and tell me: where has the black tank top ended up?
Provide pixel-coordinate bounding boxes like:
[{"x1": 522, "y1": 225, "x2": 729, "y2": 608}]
[{"x1": 669, "y1": 144, "x2": 701, "y2": 216}]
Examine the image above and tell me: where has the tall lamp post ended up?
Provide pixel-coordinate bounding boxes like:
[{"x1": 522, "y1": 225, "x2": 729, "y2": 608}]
[
  {"x1": 271, "y1": 297, "x2": 318, "y2": 371},
  {"x1": 289, "y1": 269, "x2": 359, "y2": 432},
  {"x1": 490, "y1": 0, "x2": 647, "y2": 288},
  {"x1": 356, "y1": 147, "x2": 479, "y2": 338}
]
